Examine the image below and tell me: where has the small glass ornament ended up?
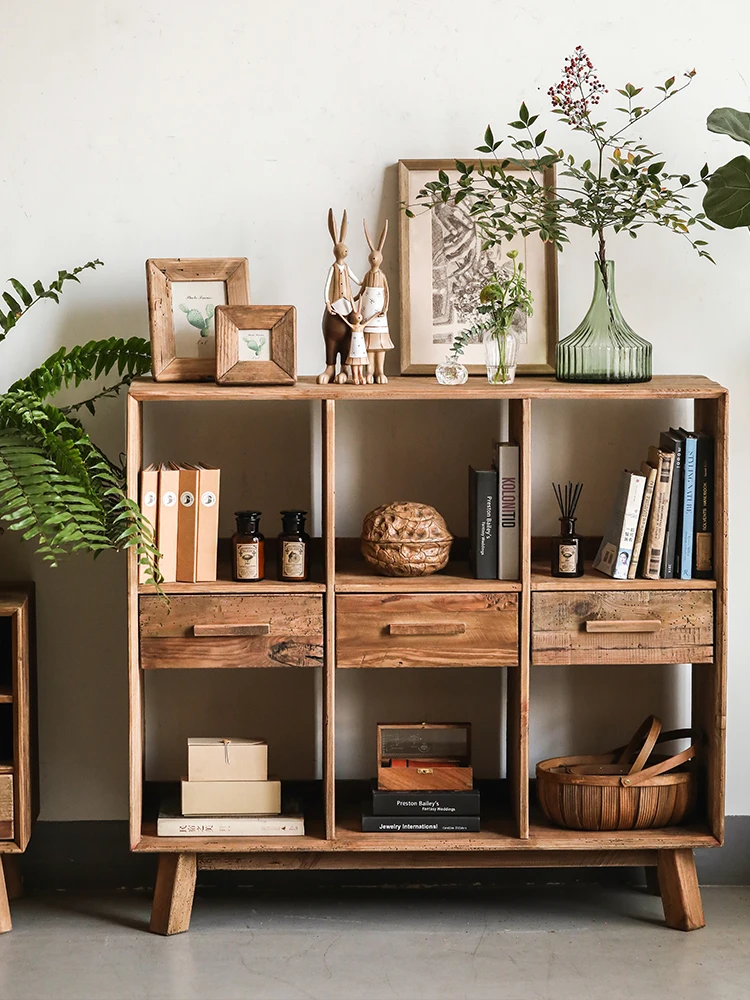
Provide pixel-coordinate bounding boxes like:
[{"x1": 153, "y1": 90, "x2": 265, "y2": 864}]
[{"x1": 435, "y1": 357, "x2": 469, "y2": 385}]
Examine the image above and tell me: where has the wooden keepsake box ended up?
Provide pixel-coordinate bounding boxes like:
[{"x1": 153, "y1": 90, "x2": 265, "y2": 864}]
[{"x1": 377, "y1": 723, "x2": 473, "y2": 791}]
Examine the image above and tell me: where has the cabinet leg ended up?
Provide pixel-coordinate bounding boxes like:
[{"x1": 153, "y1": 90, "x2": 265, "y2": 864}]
[
  {"x1": 656, "y1": 848, "x2": 705, "y2": 931},
  {"x1": 0, "y1": 858, "x2": 11, "y2": 933},
  {"x1": 3, "y1": 856, "x2": 23, "y2": 901},
  {"x1": 644, "y1": 865, "x2": 661, "y2": 896},
  {"x1": 149, "y1": 853, "x2": 197, "y2": 936}
]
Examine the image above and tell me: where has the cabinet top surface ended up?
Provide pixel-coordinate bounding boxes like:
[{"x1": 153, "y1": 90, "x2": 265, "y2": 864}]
[{"x1": 129, "y1": 374, "x2": 727, "y2": 402}]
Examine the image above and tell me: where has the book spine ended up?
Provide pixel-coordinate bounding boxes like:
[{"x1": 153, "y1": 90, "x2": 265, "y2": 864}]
[
  {"x1": 371, "y1": 790, "x2": 481, "y2": 816},
  {"x1": 628, "y1": 466, "x2": 657, "y2": 580},
  {"x1": 660, "y1": 433, "x2": 684, "y2": 578},
  {"x1": 157, "y1": 465, "x2": 180, "y2": 583},
  {"x1": 361, "y1": 815, "x2": 480, "y2": 833},
  {"x1": 469, "y1": 469, "x2": 497, "y2": 580},
  {"x1": 643, "y1": 453, "x2": 674, "y2": 579},
  {"x1": 497, "y1": 446, "x2": 519, "y2": 580},
  {"x1": 157, "y1": 816, "x2": 305, "y2": 837},
  {"x1": 593, "y1": 472, "x2": 645, "y2": 579},
  {"x1": 176, "y1": 467, "x2": 200, "y2": 583},
  {"x1": 138, "y1": 467, "x2": 159, "y2": 585},
  {"x1": 195, "y1": 467, "x2": 221, "y2": 582},
  {"x1": 694, "y1": 436, "x2": 714, "y2": 578},
  {"x1": 679, "y1": 437, "x2": 697, "y2": 580}
]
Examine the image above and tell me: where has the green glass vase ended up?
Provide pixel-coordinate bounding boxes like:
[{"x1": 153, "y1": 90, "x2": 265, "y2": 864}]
[{"x1": 556, "y1": 261, "x2": 652, "y2": 383}]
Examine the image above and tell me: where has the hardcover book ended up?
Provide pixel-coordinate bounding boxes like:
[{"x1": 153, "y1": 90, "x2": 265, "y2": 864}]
[
  {"x1": 195, "y1": 464, "x2": 221, "y2": 582},
  {"x1": 176, "y1": 465, "x2": 200, "y2": 583},
  {"x1": 675, "y1": 429, "x2": 697, "y2": 580},
  {"x1": 157, "y1": 800, "x2": 303, "y2": 837},
  {"x1": 156, "y1": 462, "x2": 180, "y2": 583},
  {"x1": 493, "y1": 442, "x2": 519, "y2": 581},
  {"x1": 629, "y1": 462, "x2": 658, "y2": 580},
  {"x1": 361, "y1": 813, "x2": 480, "y2": 833},
  {"x1": 138, "y1": 464, "x2": 159, "y2": 584},
  {"x1": 468, "y1": 467, "x2": 498, "y2": 580},
  {"x1": 593, "y1": 470, "x2": 646, "y2": 579},
  {"x1": 659, "y1": 430, "x2": 685, "y2": 578},
  {"x1": 642, "y1": 447, "x2": 675, "y2": 580},
  {"x1": 688, "y1": 431, "x2": 713, "y2": 578},
  {"x1": 371, "y1": 786, "x2": 480, "y2": 816}
]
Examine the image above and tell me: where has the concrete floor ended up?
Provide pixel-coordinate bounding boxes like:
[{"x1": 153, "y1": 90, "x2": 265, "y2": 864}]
[{"x1": 0, "y1": 886, "x2": 748, "y2": 999}]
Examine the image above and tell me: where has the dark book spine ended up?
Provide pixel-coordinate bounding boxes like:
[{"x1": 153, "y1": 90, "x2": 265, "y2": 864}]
[
  {"x1": 694, "y1": 434, "x2": 714, "y2": 578},
  {"x1": 660, "y1": 432, "x2": 684, "y2": 578},
  {"x1": 371, "y1": 790, "x2": 481, "y2": 816},
  {"x1": 362, "y1": 815, "x2": 481, "y2": 833},
  {"x1": 468, "y1": 468, "x2": 497, "y2": 580}
]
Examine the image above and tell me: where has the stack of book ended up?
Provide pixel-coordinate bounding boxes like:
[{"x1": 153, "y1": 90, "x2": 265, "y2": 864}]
[
  {"x1": 362, "y1": 784, "x2": 481, "y2": 833},
  {"x1": 139, "y1": 463, "x2": 220, "y2": 583},
  {"x1": 157, "y1": 737, "x2": 304, "y2": 837},
  {"x1": 594, "y1": 428, "x2": 713, "y2": 581},
  {"x1": 469, "y1": 440, "x2": 520, "y2": 580}
]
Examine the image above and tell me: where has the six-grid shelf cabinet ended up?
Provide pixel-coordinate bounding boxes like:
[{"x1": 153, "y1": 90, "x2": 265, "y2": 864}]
[{"x1": 127, "y1": 375, "x2": 727, "y2": 935}]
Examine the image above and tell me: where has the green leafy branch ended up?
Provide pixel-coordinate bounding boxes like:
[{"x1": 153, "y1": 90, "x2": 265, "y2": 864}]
[{"x1": 0, "y1": 261, "x2": 103, "y2": 343}]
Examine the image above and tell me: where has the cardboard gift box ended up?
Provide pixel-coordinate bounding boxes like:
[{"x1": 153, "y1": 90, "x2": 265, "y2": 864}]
[
  {"x1": 377, "y1": 723, "x2": 473, "y2": 791},
  {"x1": 181, "y1": 778, "x2": 281, "y2": 816},
  {"x1": 187, "y1": 738, "x2": 268, "y2": 782}
]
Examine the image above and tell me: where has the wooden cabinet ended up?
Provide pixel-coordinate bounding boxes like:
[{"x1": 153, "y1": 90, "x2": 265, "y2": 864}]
[
  {"x1": 532, "y1": 591, "x2": 714, "y2": 665},
  {"x1": 337, "y1": 593, "x2": 519, "y2": 667},
  {"x1": 0, "y1": 775, "x2": 12, "y2": 840}
]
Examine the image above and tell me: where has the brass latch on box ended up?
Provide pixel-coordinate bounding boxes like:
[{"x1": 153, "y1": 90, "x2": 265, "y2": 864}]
[{"x1": 416, "y1": 768, "x2": 434, "y2": 774}]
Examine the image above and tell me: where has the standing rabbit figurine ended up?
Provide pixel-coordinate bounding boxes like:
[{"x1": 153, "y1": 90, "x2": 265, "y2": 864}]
[
  {"x1": 340, "y1": 310, "x2": 369, "y2": 385},
  {"x1": 318, "y1": 209, "x2": 361, "y2": 385},
  {"x1": 358, "y1": 218, "x2": 393, "y2": 384}
]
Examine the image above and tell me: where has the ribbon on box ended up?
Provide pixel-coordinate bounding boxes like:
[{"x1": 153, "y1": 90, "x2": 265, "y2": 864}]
[{"x1": 221, "y1": 738, "x2": 232, "y2": 765}]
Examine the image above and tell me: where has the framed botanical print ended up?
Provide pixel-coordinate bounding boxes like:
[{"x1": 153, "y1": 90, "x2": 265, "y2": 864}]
[
  {"x1": 398, "y1": 159, "x2": 558, "y2": 375},
  {"x1": 146, "y1": 258, "x2": 251, "y2": 381},
  {"x1": 215, "y1": 305, "x2": 296, "y2": 385}
]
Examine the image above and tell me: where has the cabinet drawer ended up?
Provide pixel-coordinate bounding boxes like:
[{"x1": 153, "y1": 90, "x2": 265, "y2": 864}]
[
  {"x1": 0, "y1": 773, "x2": 13, "y2": 839},
  {"x1": 139, "y1": 595, "x2": 323, "y2": 668},
  {"x1": 337, "y1": 593, "x2": 518, "y2": 667},
  {"x1": 532, "y1": 591, "x2": 713, "y2": 665}
]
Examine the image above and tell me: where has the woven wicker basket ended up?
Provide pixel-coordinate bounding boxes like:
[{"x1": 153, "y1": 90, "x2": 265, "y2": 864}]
[{"x1": 536, "y1": 716, "x2": 697, "y2": 831}]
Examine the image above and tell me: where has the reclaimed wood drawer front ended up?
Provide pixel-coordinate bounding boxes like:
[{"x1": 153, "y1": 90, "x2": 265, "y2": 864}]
[
  {"x1": 532, "y1": 591, "x2": 713, "y2": 665},
  {"x1": 139, "y1": 595, "x2": 323, "y2": 668},
  {"x1": 0, "y1": 773, "x2": 13, "y2": 839},
  {"x1": 336, "y1": 593, "x2": 519, "y2": 667}
]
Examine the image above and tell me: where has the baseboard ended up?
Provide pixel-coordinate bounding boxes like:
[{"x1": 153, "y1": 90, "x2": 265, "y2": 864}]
[{"x1": 16, "y1": 818, "x2": 750, "y2": 891}]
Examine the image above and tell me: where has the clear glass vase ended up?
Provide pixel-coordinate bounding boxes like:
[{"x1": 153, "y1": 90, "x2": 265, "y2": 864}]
[
  {"x1": 556, "y1": 261, "x2": 652, "y2": 383},
  {"x1": 484, "y1": 326, "x2": 520, "y2": 384},
  {"x1": 435, "y1": 357, "x2": 469, "y2": 385}
]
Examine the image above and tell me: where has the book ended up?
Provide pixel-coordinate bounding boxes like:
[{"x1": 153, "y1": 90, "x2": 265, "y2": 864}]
[
  {"x1": 361, "y1": 813, "x2": 480, "y2": 833},
  {"x1": 156, "y1": 462, "x2": 180, "y2": 583},
  {"x1": 641, "y1": 447, "x2": 675, "y2": 580},
  {"x1": 181, "y1": 778, "x2": 281, "y2": 816},
  {"x1": 690, "y1": 431, "x2": 713, "y2": 578},
  {"x1": 468, "y1": 467, "x2": 497, "y2": 580},
  {"x1": 195, "y1": 464, "x2": 221, "y2": 582},
  {"x1": 593, "y1": 470, "x2": 646, "y2": 579},
  {"x1": 157, "y1": 800, "x2": 303, "y2": 837},
  {"x1": 493, "y1": 442, "x2": 519, "y2": 580},
  {"x1": 371, "y1": 786, "x2": 480, "y2": 816},
  {"x1": 138, "y1": 464, "x2": 159, "y2": 585},
  {"x1": 176, "y1": 465, "x2": 200, "y2": 583},
  {"x1": 675, "y1": 429, "x2": 697, "y2": 580},
  {"x1": 659, "y1": 430, "x2": 685, "y2": 578},
  {"x1": 628, "y1": 462, "x2": 658, "y2": 580}
]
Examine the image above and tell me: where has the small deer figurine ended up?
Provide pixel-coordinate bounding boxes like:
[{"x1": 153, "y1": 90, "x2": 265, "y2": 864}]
[
  {"x1": 358, "y1": 219, "x2": 392, "y2": 384},
  {"x1": 340, "y1": 310, "x2": 369, "y2": 385},
  {"x1": 318, "y1": 209, "x2": 361, "y2": 385}
]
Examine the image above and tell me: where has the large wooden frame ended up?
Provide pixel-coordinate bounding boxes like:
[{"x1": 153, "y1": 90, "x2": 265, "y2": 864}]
[
  {"x1": 146, "y1": 258, "x2": 251, "y2": 382},
  {"x1": 127, "y1": 375, "x2": 727, "y2": 935},
  {"x1": 398, "y1": 159, "x2": 559, "y2": 376},
  {"x1": 215, "y1": 305, "x2": 296, "y2": 385}
]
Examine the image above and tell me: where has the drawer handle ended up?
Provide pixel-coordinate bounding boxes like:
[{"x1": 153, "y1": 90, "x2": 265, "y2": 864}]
[
  {"x1": 584, "y1": 619, "x2": 662, "y2": 634},
  {"x1": 192, "y1": 623, "x2": 271, "y2": 637},
  {"x1": 387, "y1": 622, "x2": 467, "y2": 636}
]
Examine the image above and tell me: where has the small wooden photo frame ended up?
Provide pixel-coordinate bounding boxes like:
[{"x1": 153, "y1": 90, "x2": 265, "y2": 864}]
[
  {"x1": 215, "y1": 305, "x2": 297, "y2": 385},
  {"x1": 146, "y1": 258, "x2": 251, "y2": 381}
]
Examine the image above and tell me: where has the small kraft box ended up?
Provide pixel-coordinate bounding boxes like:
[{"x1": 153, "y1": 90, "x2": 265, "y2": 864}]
[
  {"x1": 187, "y1": 738, "x2": 268, "y2": 782},
  {"x1": 377, "y1": 723, "x2": 473, "y2": 791},
  {"x1": 181, "y1": 779, "x2": 281, "y2": 816}
]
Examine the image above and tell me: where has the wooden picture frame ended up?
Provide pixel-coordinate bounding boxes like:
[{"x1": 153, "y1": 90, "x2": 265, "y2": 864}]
[
  {"x1": 146, "y1": 258, "x2": 251, "y2": 382},
  {"x1": 398, "y1": 159, "x2": 559, "y2": 376},
  {"x1": 215, "y1": 305, "x2": 296, "y2": 385}
]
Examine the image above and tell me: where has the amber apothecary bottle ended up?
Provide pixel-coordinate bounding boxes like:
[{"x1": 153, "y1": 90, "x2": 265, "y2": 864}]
[
  {"x1": 277, "y1": 510, "x2": 310, "y2": 582},
  {"x1": 551, "y1": 517, "x2": 584, "y2": 577},
  {"x1": 232, "y1": 511, "x2": 265, "y2": 581}
]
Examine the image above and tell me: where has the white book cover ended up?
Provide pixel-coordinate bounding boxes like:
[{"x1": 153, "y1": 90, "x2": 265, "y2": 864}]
[
  {"x1": 628, "y1": 463, "x2": 658, "y2": 580},
  {"x1": 157, "y1": 801, "x2": 304, "y2": 837},
  {"x1": 594, "y1": 470, "x2": 647, "y2": 579},
  {"x1": 494, "y1": 442, "x2": 519, "y2": 581}
]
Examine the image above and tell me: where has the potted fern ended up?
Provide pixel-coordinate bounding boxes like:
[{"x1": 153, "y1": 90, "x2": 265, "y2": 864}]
[{"x1": 0, "y1": 262, "x2": 158, "y2": 577}]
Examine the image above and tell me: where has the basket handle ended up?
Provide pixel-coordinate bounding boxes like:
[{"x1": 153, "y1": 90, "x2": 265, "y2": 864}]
[
  {"x1": 621, "y1": 733, "x2": 697, "y2": 787},
  {"x1": 616, "y1": 715, "x2": 662, "y2": 775}
]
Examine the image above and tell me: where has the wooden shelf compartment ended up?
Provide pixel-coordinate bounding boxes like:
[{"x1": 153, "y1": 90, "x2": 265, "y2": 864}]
[{"x1": 531, "y1": 561, "x2": 717, "y2": 592}]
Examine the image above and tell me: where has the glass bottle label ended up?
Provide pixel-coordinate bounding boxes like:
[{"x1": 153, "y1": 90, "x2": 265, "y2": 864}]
[
  {"x1": 235, "y1": 542, "x2": 260, "y2": 580},
  {"x1": 558, "y1": 540, "x2": 578, "y2": 574},
  {"x1": 282, "y1": 540, "x2": 305, "y2": 578}
]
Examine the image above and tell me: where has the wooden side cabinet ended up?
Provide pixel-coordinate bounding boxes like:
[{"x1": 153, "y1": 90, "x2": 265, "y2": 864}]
[
  {"x1": 127, "y1": 376, "x2": 727, "y2": 935},
  {"x1": 0, "y1": 584, "x2": 37, "y2": 933}
]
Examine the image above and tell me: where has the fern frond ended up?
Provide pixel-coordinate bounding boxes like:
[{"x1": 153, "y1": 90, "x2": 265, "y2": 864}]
[
  {"x1": 10, "y1": 336, "x2": 151, "y2": 400},
  {"x1": 0, "y1": 261, "x2": 103, "y2": 343}
]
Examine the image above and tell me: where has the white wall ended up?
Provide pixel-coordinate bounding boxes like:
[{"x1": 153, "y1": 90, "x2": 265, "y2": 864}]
[{"x1": 0, "y1": 0, "x2": 748, "y2": 818}]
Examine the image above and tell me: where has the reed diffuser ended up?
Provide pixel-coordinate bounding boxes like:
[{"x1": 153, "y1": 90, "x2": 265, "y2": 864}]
[{"x1": 551, "y1": 481, "x2": 584, "y2": 577}]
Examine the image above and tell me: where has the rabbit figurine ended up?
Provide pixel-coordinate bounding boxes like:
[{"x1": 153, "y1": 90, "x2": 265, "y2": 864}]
[
  {"x1": 340, "y1": 310, "x2": 369, "y2": 385},
  {"x1": 358, "y1": 218, "x2": 393, "y2": 384},
  {"x1": 318, "y1": 209, "x2": 361, "y2": 385}
]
